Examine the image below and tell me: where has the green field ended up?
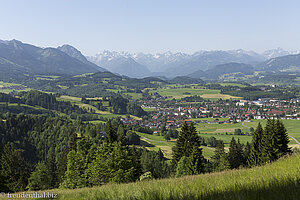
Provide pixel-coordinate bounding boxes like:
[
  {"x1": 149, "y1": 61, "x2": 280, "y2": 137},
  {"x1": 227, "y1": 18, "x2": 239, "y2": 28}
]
[
  {"x1": 34, "y1": 154, "x2": 300, "y2": 200},
  {"x1": 244, "y1": 119, "x2": 300, "y2": 145},
  {"x1": 137, "y1": 119, "x2": 300, "y2": 159},
  {"x1": 137, "y1": 132, "x2": 175, "y2": 159},
  {"x1": 0, "y1": 81, "x2": 30, "y2": 93},
  {"x1": 142, "y1": 107, "x2": 156, "y2": 112},
  {"x1": 194, "y1": 119, "x2": 300, "y2": 146},
  {"x1": 124, "y1": 92, "x2": 143, "y2": 100},
  {"x1": 219, "y1": 83, "x2": 247, "y2": 87},
  {"x1": 137, "y1": 132, "x2": 221, "y2": 159},
  {"x1": 57, "y1": 95, "x2": 142, "y2": 120},
  {"x1": 156, "y1": 87, "x2": 241, "y2": 100}
]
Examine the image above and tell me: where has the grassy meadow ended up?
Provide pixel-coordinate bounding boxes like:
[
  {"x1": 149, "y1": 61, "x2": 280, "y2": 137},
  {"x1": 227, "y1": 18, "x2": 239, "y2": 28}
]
[
  {"x1": 31, "y1": 154, "x2": 300, "y2": 200},
  {"x1": 137, "y1": 119, "x2": 300, "y2": 159},
  {"x1": 155, "y1": 87, "x2": 241, "y2": 100}
]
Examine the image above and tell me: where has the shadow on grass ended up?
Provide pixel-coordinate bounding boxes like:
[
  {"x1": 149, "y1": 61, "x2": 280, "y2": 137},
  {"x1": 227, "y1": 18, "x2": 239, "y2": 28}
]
[
  {"x1": 87, "y1": 178, "x2": 300, "y2": 200},
  {"x1": 140, "y1": 140, "x2": 155, "y2": 147}
]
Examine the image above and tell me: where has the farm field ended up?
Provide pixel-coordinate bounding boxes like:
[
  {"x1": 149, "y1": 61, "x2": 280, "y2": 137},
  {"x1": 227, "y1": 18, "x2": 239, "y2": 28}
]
[
  {"x1": 35, "y1": 154, "x2": 300, "y2": 200},
  {"x1": 137, "y1": 132, "x2": 227, "y2": 159},
  {"x1": 136, "y1": 132, "x2": 175, "y2": 159},
  {"x1": 194, "y1": 119, "x2": 300, "y2": 146},
  {"x1": 0, "y1": 81, "x2": 30, "y2": 93},
  {"x1": 245, "y1": 119, "x2": 300, "y2": 144},
  {"x1": 137, "y1": 119, "x2": 300, "y2": 159},
  {"x1": 155, "y1": 87, "x2": 241, "y2": 100},
  {"x1": 58, "y1": 95, "x2": 141, "y2": 120}
]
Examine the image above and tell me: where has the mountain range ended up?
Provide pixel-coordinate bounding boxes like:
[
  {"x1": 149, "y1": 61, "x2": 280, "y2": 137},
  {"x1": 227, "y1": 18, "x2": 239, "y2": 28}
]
[
  {"x1": 1, "y1": 39, "x2": 300, "y2": 81},
  {"x1": 87, "y1": 48, "x2": 300, "y2": 78}
]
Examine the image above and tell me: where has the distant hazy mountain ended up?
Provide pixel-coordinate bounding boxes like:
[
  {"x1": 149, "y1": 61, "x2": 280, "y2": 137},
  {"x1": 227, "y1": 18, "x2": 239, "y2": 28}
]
[
  {"x1": 132, "y1": 52, "x2": 190, "y2": 72},
  {"x1": 262, "y1": 47, "x2": 300, "y2": 59},
  {"x1": 260, "y1": 54, "x2": 300, "y2": 71},
  {"x1": 57, "y1": 44, "x2": 106, "y2": 72},
  {"x1": 87, "y1": 51, "x2": 151, "y2": 78},
  {"x1": 88, "y1": 49, "x2": 268, "y2": 78},
  {"x1": 0, "y1": 39, "x2": 103, "y2": 78},
  {"x1": 169, "y1": 76, "x2": 204, "y2": 84},
  {"x1": 205, "y1": 63, "x2": 254, "y2": 79},
  {"x1": 162, "y1": 50, "x2": 263, "y2": 77}
]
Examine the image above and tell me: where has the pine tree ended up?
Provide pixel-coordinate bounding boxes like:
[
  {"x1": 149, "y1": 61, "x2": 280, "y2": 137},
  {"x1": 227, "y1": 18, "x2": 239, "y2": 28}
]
[
  {"x1": 62, "y1": 138, "x2": 91, "y2": 189},
  {"x1": 27, "y1": 162, "x2": 52, "y2": 190},
  {"x1": 189, "y1": 146, "x2": 205, "y2": 174},
  {"x1": 88, "y1": 142, "x2": 138, "y2": 186},
  {"x1": 228, "y1": 137, "x2": 243, "y2": 169},
  {"x1": 275, "y1": 120, "x2": 291, "y2": 157},
  {"x1": 261, "y1": 119, "x2": 278, "y2": 163},
  {"x1": 0, "y1": 142, "x2": 31, "y2": 192},
  {"x1": 175, "y1": 156, "x2": 194, "y2": 177},
  {"x1": 117, "y1": 126, "x2": 126, "y2": 145},
  {"x1": 243, "y1": 142, "x2": 251, "y2": 166},
  {"x1": 211, "y1": 141, "x2": 230, "y2": 171},
  {"x1": 46, "y1": 151, "x2": 58, "y2": 188},
  {"x1": 247, "y1": 123, "x2": 264, "y2": 166},
  {"x1": 105, "y1": 120, "x2": 118, "y2": 143},
  {"x1": 173, "y1": 122, "x2": 201, "y2": 163}
]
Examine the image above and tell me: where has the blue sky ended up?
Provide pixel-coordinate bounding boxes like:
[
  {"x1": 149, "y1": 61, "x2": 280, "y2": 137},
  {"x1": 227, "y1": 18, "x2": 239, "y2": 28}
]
[{"x1": 0, "y1": 0, "x2": 299, "y2": 55}]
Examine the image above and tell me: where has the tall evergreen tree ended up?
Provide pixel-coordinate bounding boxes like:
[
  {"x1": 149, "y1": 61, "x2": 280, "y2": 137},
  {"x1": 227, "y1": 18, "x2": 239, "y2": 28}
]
[
  {"x1": 62, "y1": 138, "x2": 92, "y2": 189},
  {"x1": 261, "y1": 119, "x2": 278, "y2": 163},
  {"x1": 247, "y1": 123, "x2": 264, "y2": 166},
  {"x1": 228, "y1": 137, "x2": 244, "y2": 169},
  {"x1": 189, "y1": 146, "x2": 205, "y2": 174},
  {"x1": 0, "y1": 142, "x2": 31, "y2": 192},
  {"x1": 175, "y1": 156, "x2": 194, "y2": 177},
  {"x1": 243, "y1": 142, "x2": 251, "y2": 166},
  {"x1": 88, "y1": 142, "x2": 139, "y2": 186},
  {"x1": 105, "y1": 120, "x2": 118, "y2": 143},
  {"x1": 117, "y1": 125, "x2": 126, "y2": 145},
  {"x1": 275, "y1": 120, "x2": 291, "y2": 157},
  {"x1": 27, "y1": 162, "x2": 52, "y2": 190},
  {"x1": 211, "y1": 141, "x2": 230, "y2": 171},
  {"x1": 46, "y1": 151, "x2": 58, "y2": 188},
  {"x1": 173, "y1": 122, "x2": 201, "y2": 163}
]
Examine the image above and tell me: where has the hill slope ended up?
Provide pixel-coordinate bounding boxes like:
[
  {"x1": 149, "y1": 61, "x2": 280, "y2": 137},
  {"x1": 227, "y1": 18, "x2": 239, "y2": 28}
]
[
  {"x1": 259, "y1": 54, "x2": 300, "y2": 72},
  {"x1": 57, "y1": 44, "x2": 106, "y2": 72},
  {"x1": 44, "y1": 154, "x2": 300, "y2": 200}
]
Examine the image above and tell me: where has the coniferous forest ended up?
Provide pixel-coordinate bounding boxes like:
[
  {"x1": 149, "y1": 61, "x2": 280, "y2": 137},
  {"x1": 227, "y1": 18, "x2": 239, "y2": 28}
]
[{"x1": 0, "y1": 105, "x2": 291, "y2": 192}]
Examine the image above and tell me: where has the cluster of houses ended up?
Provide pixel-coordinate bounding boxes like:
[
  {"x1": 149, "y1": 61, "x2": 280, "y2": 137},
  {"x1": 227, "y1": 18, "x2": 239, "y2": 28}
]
[{"x1": 120, "y1": 97, "x2": 300, "y2": 131}]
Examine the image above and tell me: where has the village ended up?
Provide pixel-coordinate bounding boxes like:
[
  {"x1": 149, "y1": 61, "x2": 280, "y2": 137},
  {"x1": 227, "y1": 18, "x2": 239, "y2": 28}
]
[{"x1": 121, "y1": 96, "x2": 300, "y2": 132}]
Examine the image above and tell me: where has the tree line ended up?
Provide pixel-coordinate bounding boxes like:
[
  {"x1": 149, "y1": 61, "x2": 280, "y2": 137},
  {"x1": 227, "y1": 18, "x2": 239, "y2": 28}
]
[{"x1": 0, "y1": 113, "x2": 291, "y2": 192}]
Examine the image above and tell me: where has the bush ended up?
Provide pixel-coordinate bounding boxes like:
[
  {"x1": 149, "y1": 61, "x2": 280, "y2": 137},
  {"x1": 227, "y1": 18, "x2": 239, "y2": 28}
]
[{"x1": 139, "y1": 172, "x2": 153, "y2": 181}]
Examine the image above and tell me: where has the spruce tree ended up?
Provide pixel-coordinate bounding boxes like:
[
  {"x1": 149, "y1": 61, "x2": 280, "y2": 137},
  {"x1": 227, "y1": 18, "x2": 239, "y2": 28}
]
[
  {"x1": 261, "y1": 119, "x2": 278, "y2": 163},
  {"x1": 243, "y1": 142, "x2": 251, "y2": 166},
  {"x1": 275, "y1": 120, "x2": 291, "y2": 157},
  {"x1": 173, "y1": 122, "x2": 204, "y2": 174},
  {"x1": 212, "y1": 141, "x2": 230, "y2": 171},
  {"x1": 27, "y1": 162, "x2": 52, "y2": 190},
  {"x1": 117, "y1": 126, "x2": 127, "y2": 145},
  {"x1": 105, "y1": 120, "x2": 118, "y2": 143},
  {"x1": 173, "y1": 122, "x2": 201, "y2": 163},
  {"x1": 175, "y1": 156, "x2": 194, "y2": 177},
  {"x1": 0, "y1": 142, "x2": 31, "y2": 192},
  {"x1": 228, "y1": 137, "x2": 243, "y2": 169},
  {"x1": 189, "y1": 146, "x2": 205, "y2": 174},
  {"x1": 247, "y1": 123, "x2": 264, "y2": 166}
]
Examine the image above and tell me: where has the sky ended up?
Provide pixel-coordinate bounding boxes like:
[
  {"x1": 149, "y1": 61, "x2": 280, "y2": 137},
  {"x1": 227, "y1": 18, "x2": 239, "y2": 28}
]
[{"x1": 0, "y1": 0, "x2": 299, "y2": 56}]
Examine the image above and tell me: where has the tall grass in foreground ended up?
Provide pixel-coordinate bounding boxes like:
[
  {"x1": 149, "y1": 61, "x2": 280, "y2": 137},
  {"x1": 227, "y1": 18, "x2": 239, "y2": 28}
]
[{"x1": 44, "y1": 154, "x2": 300, "y2": 200}]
